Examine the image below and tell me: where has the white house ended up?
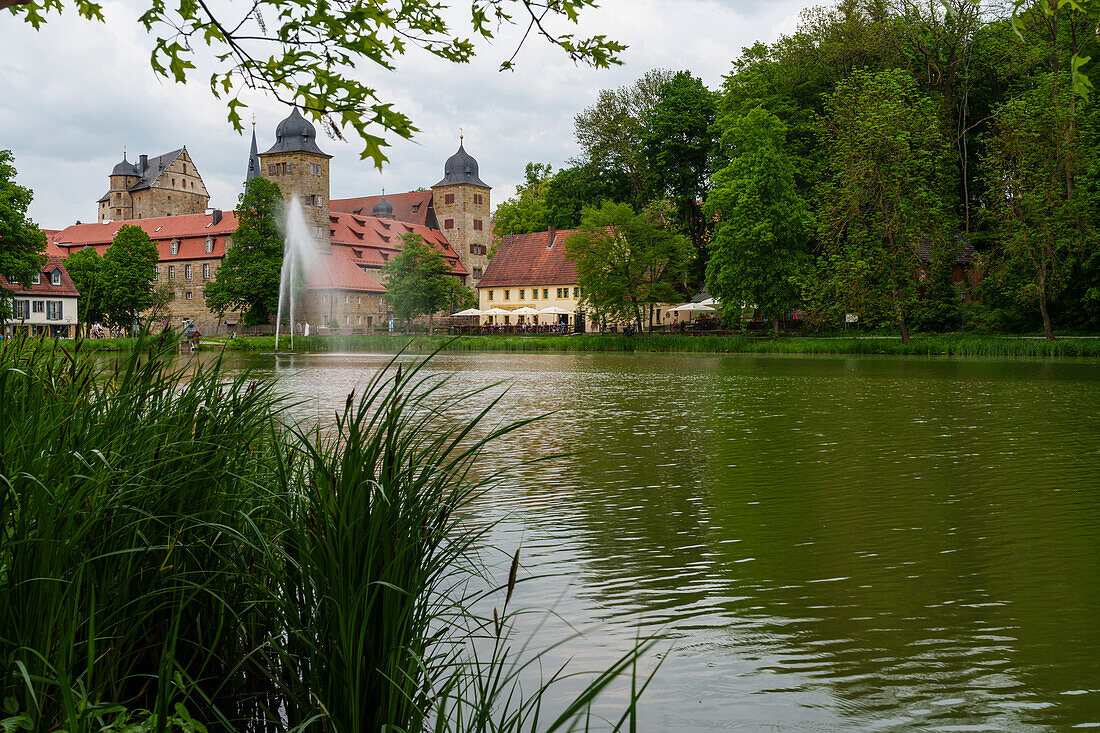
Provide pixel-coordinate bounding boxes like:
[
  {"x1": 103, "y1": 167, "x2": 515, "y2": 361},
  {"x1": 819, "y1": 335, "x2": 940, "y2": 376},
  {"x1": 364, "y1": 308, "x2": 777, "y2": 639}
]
[{"x1": 2, "y1": 256, "x2": 81, "y2": 338}]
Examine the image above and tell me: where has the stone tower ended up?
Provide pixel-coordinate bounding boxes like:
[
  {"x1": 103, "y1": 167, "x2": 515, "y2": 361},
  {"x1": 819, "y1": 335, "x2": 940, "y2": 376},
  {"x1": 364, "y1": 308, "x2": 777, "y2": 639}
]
[
  {"x1": 102, "y1": 154, "x2": 140, "y2": 222},
  {"x1": 98, "y1": 148, "x2": 209, "y2": 223},
  {"x1": 259, "y1": 108, "x2": 332, "y2": 250},
  {"x1": 431, "y1": 138, "x2": 490, "y2": 288}
]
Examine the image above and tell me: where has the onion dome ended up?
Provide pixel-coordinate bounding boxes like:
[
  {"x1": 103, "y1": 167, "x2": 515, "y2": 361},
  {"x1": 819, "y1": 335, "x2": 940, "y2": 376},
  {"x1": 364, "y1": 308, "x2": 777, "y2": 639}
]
[
  {"x1": 371, "y1": 193, "x2": 394, "y2": 219},
  {"x1": 433, "y1": 139, "x2": 488, "y2": 188},
  {"x1": 111, "y1": 154, "x2": 139, "y2": 177},
  {"x1": 262, "y1": 107, "x2": 330, "y2": 157}
]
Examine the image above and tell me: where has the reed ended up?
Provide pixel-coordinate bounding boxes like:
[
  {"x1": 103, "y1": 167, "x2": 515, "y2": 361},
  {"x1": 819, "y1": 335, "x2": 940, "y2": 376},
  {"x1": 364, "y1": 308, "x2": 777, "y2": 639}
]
[{"x1": 0, "y1": 333, "x2": 653, "y2": 732}]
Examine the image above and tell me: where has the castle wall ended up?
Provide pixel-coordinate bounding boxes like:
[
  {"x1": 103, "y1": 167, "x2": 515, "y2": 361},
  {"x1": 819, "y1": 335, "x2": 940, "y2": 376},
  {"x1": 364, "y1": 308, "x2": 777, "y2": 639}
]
[
  {"x1": 259, "y1": 151, "x2": 330, "y2": 250},
  {"x1": 296, "y1": 291, "x2": 388, "y2": 331},
  {"x1": 431, "y1": 183, "x2": 490, "y2": 288}
]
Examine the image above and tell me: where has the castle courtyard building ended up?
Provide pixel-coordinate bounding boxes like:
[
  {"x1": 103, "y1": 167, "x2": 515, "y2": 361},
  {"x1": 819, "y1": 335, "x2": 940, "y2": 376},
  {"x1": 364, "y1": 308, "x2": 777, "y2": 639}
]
[{"x1": 98, "y1": 148, "x2": 209, "y2": 223}]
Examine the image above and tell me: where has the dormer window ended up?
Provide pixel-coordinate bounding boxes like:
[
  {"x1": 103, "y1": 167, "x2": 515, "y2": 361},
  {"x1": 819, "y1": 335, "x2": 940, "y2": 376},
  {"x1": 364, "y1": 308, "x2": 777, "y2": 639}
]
[
  {"x1": 205, "y1": 236, "x2": 213, "y2": 254},
  {"x1": 155, "y1": 225, "x2": 163, "y2": 232},
  {"x1": 50, "y1": 269, "x2": 62, "y2": 286},
  {"x1": 32, "y1": 273, "x2": 40, "y2": 285},
  {"x1": 171, "y1": 239, "x2": 179, "y2": 255}
]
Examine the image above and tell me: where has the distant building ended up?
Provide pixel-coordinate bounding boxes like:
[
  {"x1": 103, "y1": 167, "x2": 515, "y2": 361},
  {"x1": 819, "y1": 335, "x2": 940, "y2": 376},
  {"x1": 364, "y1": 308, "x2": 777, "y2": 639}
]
[
  {"x1": 2, "y1": 257, "x2": 80, "y2": 338},
  {"x1": 476, "y1": 228, "x2": 595, "y2": 332},
  {"x1": 97, "y1": 148, "x2": 210, "y2": 223}
]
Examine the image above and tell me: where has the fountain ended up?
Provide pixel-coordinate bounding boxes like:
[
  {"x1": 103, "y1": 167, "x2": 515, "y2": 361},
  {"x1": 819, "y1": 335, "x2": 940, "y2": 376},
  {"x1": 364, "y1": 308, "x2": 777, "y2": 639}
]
[{"x1": 274, "y1": 194, "x2": 319, "y2": 351}]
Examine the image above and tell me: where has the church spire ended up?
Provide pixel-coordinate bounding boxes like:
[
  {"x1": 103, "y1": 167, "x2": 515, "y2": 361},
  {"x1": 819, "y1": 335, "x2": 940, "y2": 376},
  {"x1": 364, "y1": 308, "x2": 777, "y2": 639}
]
[{"x1": 246, "y1": 116, "x2": 261, "y2": 182}]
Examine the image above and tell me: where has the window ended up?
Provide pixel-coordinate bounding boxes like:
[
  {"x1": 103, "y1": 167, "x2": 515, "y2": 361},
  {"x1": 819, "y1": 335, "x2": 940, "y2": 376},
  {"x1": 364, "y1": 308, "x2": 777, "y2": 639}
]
[
  {"x1": 185, "y1": 291, "x2": 192, "y2": 300},
  {"x1": 168, "y1": 265, "x2": 175, "y2": 279},
  {"x1": 557, "y1": 288, "x2": 564, "y2": 298},
  {"x1": 473, "y1": 193, "x2": 483, "y2": 205},
  {"x1": 357, "y1": 315, "x2": 362, "y2": 324},
  {"x1": 322, "y1": 295, "x2": 327, "y2": 304},
  {"x1": 357, "y1": 296, "x2": 361, "y2": 304},
  {"x1": 543, "y1": 288, "x2": 549, "y2": 299},
  {"x1": 311, "y1": 163, "x2": 323, "y2": 175},
  {"x1": 13, "y1": 300, "x2": 29, "y2": 319},
  {"x1": 470, "y1": 244, "x2": 477, "y2": 254},
  {"x1": 344, "y1": 295, "x2": 350, "y2": 304},
  {"x1": 32, "y1": 300, "x2": 44, "y2": 313},
  {"x1": 172, "y1": 178, "x2": 175, "y2": 186},
  {"x1": 205, "y1": 236, "x2": 213, "y2": 254},
  {"x1": 504, "y1": 289, "x2": 510, "y2": 301},
  {"x1": 311, "y1": 226, "x2": 324, "y2": 239},
  {"x1": 367, "y1": 316, "x2": 373, "y2": 327},
  {"x1": 344, "y1": 314, "x2": 349, "y2": 324},
  {"x1": 574, "y1": 287, "x2": 580, "y2": 298},
  {"x1": 474, "y1": 267, "x2": 482, "y2": 279},
  {"x1": 532, "y1": 288, "x2": 537, "y2": 300},
  {"x1": 445, "y1": 193, "x2": 455, "y2": 204},
  {"x1": 154, "y1": 267, "x2": 159, "y2": 281},
  {"x1": 32, "y1": 273, "x2": 40, "y2": 285},
  {"x1": 203, "y1": 263, "x2": 210, "y2": 279},
  {"x1": 185, "y1": 264, "x2": 192, "y2": 280},
  {"x1": 46, "y1": 301, "x2": 62, "y2": 321},
  {"x1": 487, "y1": 290, "x2": 493, "y2": 301},
  {"x1": 444, "y1": 219, "x2": 454, "y2": 230},
  {"x1": 473, "y1": 219, "x2": 483, "y2": 231},
  {"x1": 225, "y1": 236, "x2": 233, "y2": 250},
  {"x1": 183, "y1": 163, "x2": 187, "y2": 173},
  {"x1": 519, "y1": 289, "x2": 525, "y2": 300},
  {"x1": 171, "y1": 239, "x2": 179, "y2": 255},
  {"x1": 504, "y1": 315, "x2": 510, "y2": 325},
  {"x1": 267, "y1": 164, "x2": 276, "y2": 175},
  {"x1": 50, "y1": 270, "x2": 62, "y2": 286}
]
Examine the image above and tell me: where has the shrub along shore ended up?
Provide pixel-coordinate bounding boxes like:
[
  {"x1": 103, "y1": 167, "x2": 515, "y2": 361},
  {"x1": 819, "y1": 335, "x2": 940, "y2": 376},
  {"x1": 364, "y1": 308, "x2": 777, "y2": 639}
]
[
  {"x1": 0, "y1": 333, "x2": 652, "y2": 732},
  {"x1": 205, "y1": 333, "x2": 1100, "y2": 357},
  {"x1": 54, "y1": 332, "x2": 1100, "y2": 357}
]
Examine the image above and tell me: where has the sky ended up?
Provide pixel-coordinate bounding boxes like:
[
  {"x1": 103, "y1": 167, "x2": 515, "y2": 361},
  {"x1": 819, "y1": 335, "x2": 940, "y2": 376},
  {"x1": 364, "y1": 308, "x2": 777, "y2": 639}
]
[{"x1": 1, "y1": 0, "x2": 817, "y2": 230}]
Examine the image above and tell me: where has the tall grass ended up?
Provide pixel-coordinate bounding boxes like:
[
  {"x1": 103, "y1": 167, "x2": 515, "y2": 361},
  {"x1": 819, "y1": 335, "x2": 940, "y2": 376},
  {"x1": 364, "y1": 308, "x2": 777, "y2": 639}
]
[
  {"x1": 215, "y1": 332, "x2": 1100, "y2": 358},
  {"x1": 0, "y1": 333, "x2": 654, "y2": 731}
]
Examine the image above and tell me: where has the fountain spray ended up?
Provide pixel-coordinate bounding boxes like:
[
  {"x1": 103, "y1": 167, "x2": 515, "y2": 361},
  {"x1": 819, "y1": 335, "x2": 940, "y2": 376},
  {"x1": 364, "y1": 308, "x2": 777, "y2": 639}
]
[{"x1": 275, "y1": 194, "x2": 319, "y2": 351}]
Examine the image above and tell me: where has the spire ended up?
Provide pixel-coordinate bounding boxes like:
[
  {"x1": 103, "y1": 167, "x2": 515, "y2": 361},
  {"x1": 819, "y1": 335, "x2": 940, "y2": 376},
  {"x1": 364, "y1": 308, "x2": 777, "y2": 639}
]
[{"x1": 246, "y1": 117, "x2": 261, "y2": 182}]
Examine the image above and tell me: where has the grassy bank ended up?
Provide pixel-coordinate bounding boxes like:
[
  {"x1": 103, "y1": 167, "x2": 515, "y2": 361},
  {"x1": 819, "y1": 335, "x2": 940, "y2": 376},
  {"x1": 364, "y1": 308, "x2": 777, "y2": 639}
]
[
  {"x1": 0, "y1": 333, "x2": 652, "y2": 732},
  {"x1": 209, "y1": 332, "x2": 1100, "y2": 358}
]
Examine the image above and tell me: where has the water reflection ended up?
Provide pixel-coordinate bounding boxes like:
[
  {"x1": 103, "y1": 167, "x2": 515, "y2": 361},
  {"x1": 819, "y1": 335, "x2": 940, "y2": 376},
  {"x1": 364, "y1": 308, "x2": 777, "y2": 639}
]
[{"x1": 205, "y1": 351, "x2": 1100, "y2": 731}]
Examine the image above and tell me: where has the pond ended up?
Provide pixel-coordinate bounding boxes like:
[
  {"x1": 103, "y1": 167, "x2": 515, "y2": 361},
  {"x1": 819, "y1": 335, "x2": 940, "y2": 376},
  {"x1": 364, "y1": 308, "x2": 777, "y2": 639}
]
[{"x1": 209, "y1": 350, "x2": 1100, "y2": 731}]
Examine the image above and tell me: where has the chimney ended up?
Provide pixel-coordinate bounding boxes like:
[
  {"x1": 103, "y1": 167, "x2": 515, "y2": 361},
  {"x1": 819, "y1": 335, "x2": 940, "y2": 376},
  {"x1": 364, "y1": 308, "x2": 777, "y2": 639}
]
[
  {"x1": 211, "y1": 209, "x2": 222, "y2": 225},
  {"x1": 139, "y1": 154, "x2": 148, "y2": 175},
  {"x1": 547, "y1": 226, "x2": 556, "y2": 248}
]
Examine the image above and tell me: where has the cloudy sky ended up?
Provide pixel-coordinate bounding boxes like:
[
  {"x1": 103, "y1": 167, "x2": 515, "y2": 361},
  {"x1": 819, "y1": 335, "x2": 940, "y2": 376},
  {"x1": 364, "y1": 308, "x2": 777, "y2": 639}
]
[{"x1": 2, "y1": 0, "x2": 816, "y2": 230}]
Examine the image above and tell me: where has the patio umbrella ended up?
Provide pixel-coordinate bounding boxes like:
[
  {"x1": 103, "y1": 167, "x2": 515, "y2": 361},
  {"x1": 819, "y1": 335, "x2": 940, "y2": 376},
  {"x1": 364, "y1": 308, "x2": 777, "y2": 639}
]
[
  {"x1": 668, "y1": 303, "x2": 716, "y2": 313},
  {"x1": 451, "y1": 308, "x2": 483, "y2": 316},
  {"x1": 537, "y1": 306, "x2": 573, "y2": 315},
  {"x1": 511, "y1": 306, "x2": 541, "y2": 315},
  {"x1": 482, "y1": 308, "x2": 510, "y2": 315}
]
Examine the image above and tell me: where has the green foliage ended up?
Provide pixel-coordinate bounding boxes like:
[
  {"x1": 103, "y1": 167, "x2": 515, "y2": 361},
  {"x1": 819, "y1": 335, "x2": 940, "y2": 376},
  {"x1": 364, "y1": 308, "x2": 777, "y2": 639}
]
[
  {"x1": 566, "y1": 199, "x2": 693, "y2": 331},
  {"x1": 813, "y1": 68, "x2": 955, "y2": 342},
  {"x1": 63, "y1": 246, "x2": 105, "y2": 330},
  {"x1": 0, "y1": 150, "x2": 47, "y2": 323},
  {"x1": 491, "y1": 162, "x2": 552, "y2": 237},
  {"x1": 0, "y1": 334, "x2": 654, "y2": 731},
  {"x1": 102, "y1": 224, "x2": 159, "y2": 328},
  {"x1": 544, "y1": 162, "x2": 633, "y2": 229},
  {"x1": 705, "y1": 108, "x2": 812, "y2": 330},
  {"x1": 205, "y1": 177, "x2": 284, "y2": 326},
  {"x1": 383, "y1": 233, "x2": 474, "y2": 332},
  {"x1": 9, "y1": 0, "x2": 623, "y2": 164},
  {"x1": 981, "y1": 73, "x2": 1097, "y2": 339}
]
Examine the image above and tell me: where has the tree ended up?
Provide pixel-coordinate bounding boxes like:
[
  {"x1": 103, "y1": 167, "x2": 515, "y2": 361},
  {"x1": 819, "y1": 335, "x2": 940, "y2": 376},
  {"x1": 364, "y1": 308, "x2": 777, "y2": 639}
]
[
  {"x1": 0, "y1": 149, "x2": 47, "y2": 324},
  {"x1": 814, "y1": 69, "x2": 954, "y2": 343},
  {"x1": 705, "y1": 108, "x2": 812, "y2": 334},
  {"x1": 382, "y1": 233, "x2": 474, "y2": 334},
  {"x1": 206, "y1": 177, "x2": 284, "y2": 326},
  {"x1": 492, "y1": 163, "x2": 552, "y2": 237},
  {"x1": 8, "y1": 0, "x2": 624, "y2": 164},
  {"x1": 63, "y1": 246, "x2": 105, "y2": 334},
  {"x1": 102, "y1": 224, "x2": 159, "y2": 329},
  {"x1": 566, "y1": 200, "x2": 693, "y2": 332},
  {"x1": 544, "y1": 162, "x2": 632, "y2": 229},
  {"x1": 641, "y1": 70, "x2": 718, "y2": 270},
  {"x1": 982, "y1": 74, "x2": 1096, "y2": 339},
  {"x1": 575, "y1": 69, "x2": 672, "y2": 205}
]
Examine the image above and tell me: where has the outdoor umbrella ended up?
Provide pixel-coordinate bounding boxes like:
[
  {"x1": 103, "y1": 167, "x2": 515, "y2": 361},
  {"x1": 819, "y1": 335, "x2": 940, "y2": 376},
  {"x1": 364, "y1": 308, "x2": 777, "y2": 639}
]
[
  {"x1": 537, "y1": 306, "x2": 573, "y2": 315},
  {"x1": 481, "y1": 308, "x2": 510, "y2": 315},
  {"x1": 668, "y1": 303, "x2": 716, "y2": 313},
  {"x1": 451, "y1": 308, "x2": 483, "y2": 316}
]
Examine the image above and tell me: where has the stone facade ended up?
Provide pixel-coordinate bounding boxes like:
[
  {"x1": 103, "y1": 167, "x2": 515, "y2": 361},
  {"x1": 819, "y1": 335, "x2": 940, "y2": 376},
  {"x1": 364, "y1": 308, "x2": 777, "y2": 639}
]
[
  {"x1": 153, "y1": 255, "x2": 239, "y2": 332},
  {"x1": 431, "y1": 182, "x2": 490, "y2": 288},
  {"x1": 296, "y1": 290, "x2": 389, "y2": 331},
  {"x1": 98, "y1": 149, "x2": 209, "y2": 223},
  {"x1": 259, "y1": 150, "x2": 330, "y2": 248}
]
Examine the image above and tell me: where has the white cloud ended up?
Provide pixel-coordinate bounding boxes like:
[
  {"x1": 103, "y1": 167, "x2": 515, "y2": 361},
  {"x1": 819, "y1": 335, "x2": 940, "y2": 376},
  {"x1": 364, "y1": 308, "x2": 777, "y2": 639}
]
[{"x1": 0, "y1": 0, "x2": 817, "y2": 228}]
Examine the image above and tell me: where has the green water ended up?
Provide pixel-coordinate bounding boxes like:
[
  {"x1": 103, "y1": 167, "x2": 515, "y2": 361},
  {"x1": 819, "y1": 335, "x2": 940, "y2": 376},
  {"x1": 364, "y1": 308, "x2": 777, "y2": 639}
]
[{"x1": 214, "y1": 351, "x2": 1100, "y2": 730}]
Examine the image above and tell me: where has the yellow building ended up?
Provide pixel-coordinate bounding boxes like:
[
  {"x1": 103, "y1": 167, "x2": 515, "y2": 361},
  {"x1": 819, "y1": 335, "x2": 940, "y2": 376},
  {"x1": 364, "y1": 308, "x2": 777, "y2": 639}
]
[{"x1": 476, "y1": 228, "x2": 598, "y2": 332}]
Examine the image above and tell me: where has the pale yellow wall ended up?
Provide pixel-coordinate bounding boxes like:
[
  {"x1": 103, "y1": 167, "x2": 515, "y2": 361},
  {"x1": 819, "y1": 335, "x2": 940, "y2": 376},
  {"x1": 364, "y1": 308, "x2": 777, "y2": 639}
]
[{"x1": 476, "y1": 283, "x2": 595, "y2": 330}]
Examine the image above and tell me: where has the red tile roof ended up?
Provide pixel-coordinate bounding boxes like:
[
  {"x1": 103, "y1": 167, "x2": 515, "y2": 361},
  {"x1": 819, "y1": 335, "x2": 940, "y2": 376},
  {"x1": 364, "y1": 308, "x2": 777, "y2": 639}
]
[
  {"x1": 306, "y1": 251, "x2": 386, "y2": 293},
  {"x1": 1, "y1": 256, "x2": 81, "y2": 298},
  {"x1": 50, "y1": 212, "x2": 237, "y2": 261},
  {"x1": 477, "y1": 229, "x2": 579, "y2": 288},
  {"x1": 329, "y1": 212, "x2": 467, "y2": 276},
  {"x1": 331, "y1": 191, "x2": 435, "y2": 228}
]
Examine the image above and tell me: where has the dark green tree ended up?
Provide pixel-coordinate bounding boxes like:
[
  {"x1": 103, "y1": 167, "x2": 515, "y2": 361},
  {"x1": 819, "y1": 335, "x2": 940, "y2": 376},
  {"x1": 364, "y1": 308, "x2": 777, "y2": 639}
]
[
  {"x1": 491, "y1": 163, "x2": 552, "y2": 237},
  {"x1": 814, "y1": 68, "x2": 954, "y2": 343},
  {"x1": 206, "y1": 177, "x2": 284, "y2": 326},
  {"x1": 705, "y1": 108, "x2": 812, "y2": 334},
  {"x1": 566, "y1": 199, "x2": 693, "y2": 332},
  {"x1": 382, "y1": 233, "x2": 474, "y2": 334},
  {"x1": 102, "y1": 224, "x2": 159, "y2": 329},
  {"x1": 544, "y1": 163, "x2": 632, "y2": 229},
  {"x1": 0, "y1": 149, "x2": 47, "y2": 323},
  {"x1": 63, "y1": 246, "x2": 105, "y2": 334},
  {"x1": 641, "y1": 70, "x2": 718, "y2": 270}
]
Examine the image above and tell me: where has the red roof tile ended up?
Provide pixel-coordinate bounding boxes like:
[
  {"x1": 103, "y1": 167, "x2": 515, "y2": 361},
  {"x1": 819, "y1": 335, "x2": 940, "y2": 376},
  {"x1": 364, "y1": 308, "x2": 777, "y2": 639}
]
[
  {"x1": 329, "y1": 212, "x2": 467, "y2": 276},
  {"x1": 50, "y1": 212, "x2": 238, "y2": 261},
  {"x1": 306, "y1": 252, "x2": 386, "y2": 293},
  {"x1": 331, "y1": 190, "x2": 435, "y2": 228},
  {"x1": 477, "y1": 229, "x2": 579, "y2": 288},
  {"x1": 2, "y1": 256, "x2": 81, "y2": 298}
]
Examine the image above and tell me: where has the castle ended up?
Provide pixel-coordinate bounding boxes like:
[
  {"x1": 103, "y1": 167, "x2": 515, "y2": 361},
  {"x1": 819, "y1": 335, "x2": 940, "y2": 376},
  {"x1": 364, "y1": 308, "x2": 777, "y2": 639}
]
[{"x1": 51, "y1": 108, "x2": 493, "y2": 332}]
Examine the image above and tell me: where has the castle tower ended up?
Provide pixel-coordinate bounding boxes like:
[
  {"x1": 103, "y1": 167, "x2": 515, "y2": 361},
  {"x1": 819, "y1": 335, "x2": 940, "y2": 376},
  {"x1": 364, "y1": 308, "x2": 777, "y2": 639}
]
[
  {"x1": 431, "y1": 137, "x2": 490, "y2": 288},
  {"x1": 259, "y1": 108, "x2": 332, "y2": 250},
  {"x1": 372, "y1": 191, "x2": 394, "y2": 220},
  {"x1": 99, "y1": 153, "x2": 140, "y2": 222},
  {"x1": 246, "y1": 120, "x2": 261, "y2": 182}
]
